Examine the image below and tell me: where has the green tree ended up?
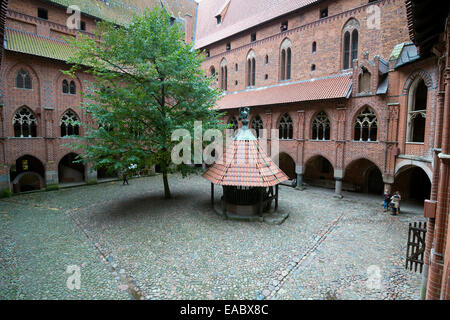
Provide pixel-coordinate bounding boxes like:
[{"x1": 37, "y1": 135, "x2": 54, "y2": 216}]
[{"x1": 65, "y1": 7, "x2": 223, "y2": 199}]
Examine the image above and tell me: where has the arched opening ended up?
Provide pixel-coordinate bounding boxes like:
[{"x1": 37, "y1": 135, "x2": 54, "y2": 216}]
[
  {"x1": 278, "y1": 153, "x2": 296, "y2": 180},
  {"x1": 279, "y1": 113, "x2": 293, "y2": 140},
  {"x1": 358, "y1": 67, "x2": 371, "y2": 93},
  {"x1": 342, "y1": 18, "x2": 360, "y2": 69},
  {"x1": 344, "y1": 158, "x2": 383, "y2": 194},
  {"x1": 304, "y1": 155, "x2": 334, "y2": 189},
  {"x1": 393, "y1": 166, "x2": 431, "y2": 202},
  {"x1": 407, "y1": 78, "x2": 428, "y2": 143},
  {"x1": 10, "y1": 155, "x2": 45, "y2": 193},
  {"x1": 58, "y1": 153, "x2": 85, "y2": 183},
  {"x1": 250, "y1": 115, "x2": 263, "y2": 138}
]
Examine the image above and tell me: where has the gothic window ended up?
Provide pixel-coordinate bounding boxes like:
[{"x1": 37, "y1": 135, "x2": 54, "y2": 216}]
[
  {"x1": 280, "y1": 38, "x2": 292, "y2": 80},
  {"x1": 312, "y1": 111, "x2": 330, "y2": 140},
  {"x1": 220, "y1": 59, "x2": 227, "y2": 91},
  {"x1": 246, "y1": 50, "x2": 256, "y2": 87},
  {"x1": 62, "y1": 80, "x2": 69, "y2": 93},
  {"x1": 16, "y1": 69, "x2": 32, "y2": 89},
  {"x1": 13, "y1": 107, "x2": 37, "y2": 137},
  {"x1": 342, "y1": 19, "x2": 360, "y2": 69},
  {"x1": 69, "y1": 81, "x2": 76, "y2": 94},
  {"x1": 279, "y1": 113, "x2": 293, "y2": 140},
  {"x1": 358, "y1": 67, "x2": 371, "y2": 93},
  {"x1": 210, "y1": 66, "x2": 215, "y2": 76},
  {"x1": 407, "y1": 78, "x2": 427, "y2": 143},
  {"x1": 251, "y1": 115, "x2": 264, "y2": 138},
  {"x1": 61, "y1": 110, "x2": 80, "y2": 137},
  {"x1": 354, "y1": 107, "x2": 377, "y2": 142}
]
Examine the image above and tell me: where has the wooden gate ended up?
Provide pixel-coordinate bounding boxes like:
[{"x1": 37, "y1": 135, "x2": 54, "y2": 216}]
[{"x1": 405, "y1": 221, "x2": 427, "y2": 273}]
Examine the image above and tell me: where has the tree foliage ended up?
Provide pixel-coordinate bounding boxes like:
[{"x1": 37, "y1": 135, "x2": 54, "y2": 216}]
[{"x1": 65, "y1": 7, "x2": 224, "y2": 198}]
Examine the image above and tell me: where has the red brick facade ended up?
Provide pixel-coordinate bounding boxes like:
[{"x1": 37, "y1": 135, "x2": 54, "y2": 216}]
[
  {"x1": 0, "y1": 0, "x2": 196, "y2": 192},
  {"x1": 198, "y1": 0, "x2": 435, "y2": 203}
]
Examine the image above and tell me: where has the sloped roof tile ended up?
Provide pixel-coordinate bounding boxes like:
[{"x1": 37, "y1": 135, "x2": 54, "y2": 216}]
[
  {"x1": 5, "y1": 27, "x2": 74, "y2": 61},
  {"x1": 203, "y1": 128, "x2": 289, "y2": 187},
  {"x1": 195, "y1": 0, "x2": 319, "y2": 49},
  {"x1": 215, "y1": 72, "x2": 353, "y2": 110}
]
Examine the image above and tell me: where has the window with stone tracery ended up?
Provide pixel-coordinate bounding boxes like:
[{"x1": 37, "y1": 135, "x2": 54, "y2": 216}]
[
  {"x1": 61, "y1": 110, "x2": 80, "y2": 137},
  {"x1": 342, "y1": 19, "x2": 359, "y2": 69},
  {"x1": 279, "y1": 113, "x2": 293, "y2": 140},
  {"x1": 354, "y1": 107, "x2": 377, "y2": 142},
  {"x1": 246, "y1": 50, "x2": 256, "y2": 87},
  {"x1": 251, "y1": 115, "x2": 264, "y2": 138},
  {"x1": 312, "y1": 111, "x2": 330, "y2": 140},
  {"x1": 13, "y1": 107, "x2": 37, "y2": 137},
  {"x1": 407, "y1": 78, "x2": 427, "y2": 143},
  {"x1": 220, "y1": 59, "x2": 228, "y2": 91},
  {"x1": 16, "y1": 69, "x2": 32, "y2": 89},
  {"x1": 280, "y1": 38, "x2": 292, "y2": 80}
]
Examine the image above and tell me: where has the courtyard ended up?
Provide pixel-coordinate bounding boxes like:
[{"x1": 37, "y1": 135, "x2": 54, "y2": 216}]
[{"x1": 0, "y1": 174, "x2": 424, "y2": 300}]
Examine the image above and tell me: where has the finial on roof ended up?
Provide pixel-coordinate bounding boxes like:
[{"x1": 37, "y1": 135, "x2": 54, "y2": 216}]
[
  {"x1": 234, "y1": 107, "x2": 256, "y2": 141},
  {"x1": 238, "y1": 107, "x2": 249, "y2": 127}
]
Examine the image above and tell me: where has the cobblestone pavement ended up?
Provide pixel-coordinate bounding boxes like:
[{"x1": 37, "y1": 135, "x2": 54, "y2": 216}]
[{"x1": 0, "y1": 174, "x2": 424, "y2": 299}]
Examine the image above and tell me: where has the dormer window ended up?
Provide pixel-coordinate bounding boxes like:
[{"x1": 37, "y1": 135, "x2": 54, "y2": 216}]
[
  {"x1": 216, "y1": 15, "x2": 222, "y2": 24},
  {"x1": 281, "y1": 21, "x2": 288, "y2": 32},
  {"x1": 320, "y1": 8, "x2": 328, "y2": 19},
  {"x1": 38, "y1": 8, "x2": 48, "y2": 20}
]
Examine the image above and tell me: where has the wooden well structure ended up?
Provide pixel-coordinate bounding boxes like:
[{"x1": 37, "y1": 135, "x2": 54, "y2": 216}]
[{"x1": 203, "y1": 108, "x2": 288, "y2": 217}]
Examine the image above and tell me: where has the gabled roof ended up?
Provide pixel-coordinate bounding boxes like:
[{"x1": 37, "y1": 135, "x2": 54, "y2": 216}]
[
  {"x1": 215, "y1": 72, "x2": 352, "y2": 110},
  {"x1": 195, "y1": 0, "x2": 319, "y2": 49},
  {"x1": 202, "y1": 127, "x2": 289, "y2": 187},
  {"x1": 5, "y1": 27, "x2": 74, "y2": 61},
  {"x1": 389, "y1": 42, "x2": 420, "y2": 69}
]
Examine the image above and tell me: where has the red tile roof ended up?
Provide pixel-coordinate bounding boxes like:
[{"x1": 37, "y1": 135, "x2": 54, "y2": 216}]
[
  {"x1": 215, "y1": 72, "x2": 353, "y2": 110},
  {"x1": 195, "y1": 0, "x2": 319, "y2": 49},
  {"x1": 202, "y1": 130, "x2": 289, "y2": 187}
]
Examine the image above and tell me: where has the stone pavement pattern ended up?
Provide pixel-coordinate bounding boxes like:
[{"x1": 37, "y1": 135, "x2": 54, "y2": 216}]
[{"x1": 0, "y1": 174, "x2": 424, "y2": 299}]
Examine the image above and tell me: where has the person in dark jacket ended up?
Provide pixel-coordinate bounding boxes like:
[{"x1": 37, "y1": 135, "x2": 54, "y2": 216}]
[{"x1": 383, "y1": 189, "x2": 391, "y2": 212}]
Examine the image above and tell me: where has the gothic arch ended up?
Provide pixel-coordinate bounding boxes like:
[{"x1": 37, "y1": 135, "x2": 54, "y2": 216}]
[
  {"x1": 402, "y1": 69, "x2": 433, "y2": 94},
  {"x1": 394, "y1": 160, "x2": 432, "y2": 182},
  {"x1": 310, "y1": 110, "x2": 331, "y2": 140}
]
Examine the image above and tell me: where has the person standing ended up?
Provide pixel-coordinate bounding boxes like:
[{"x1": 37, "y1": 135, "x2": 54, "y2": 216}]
[
  {"x1": 383, "y1": 189, "x2": 391, "y2": 212},
  {"x1": 122, "y1": 169, "x2": 129, "y2": 185},
  {"x1": 390, "y1": 191, "x2": 401, "y2": 215}
]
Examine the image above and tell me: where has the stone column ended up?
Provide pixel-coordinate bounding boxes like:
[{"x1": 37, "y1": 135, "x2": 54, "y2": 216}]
[
  {"x1": 334, "y1": 169, "x2": 344, "y2": 198},
  {"x1": 382, "y1": 174, "x2": 394, "y2": 193},
  {"x1": 0, "y1": 170, "x2": 10, "y2": 197},
  {"x1": 295, "y1": 164, "x2": 304, "y2": 189},
  {"x1": 45, "y1": 161, "x2": 58, "y2": 190}
]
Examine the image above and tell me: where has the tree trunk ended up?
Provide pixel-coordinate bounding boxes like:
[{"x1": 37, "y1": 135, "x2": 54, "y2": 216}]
[{"x1": 162, "y1": 170, "x2": 171, "y2": 199}]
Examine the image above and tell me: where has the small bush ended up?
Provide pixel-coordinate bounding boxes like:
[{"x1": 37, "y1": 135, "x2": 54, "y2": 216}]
[
  {"x1": 45, "y1": 184, "x2": 59, "y2": 191},
  {"x1": 0, "y1": 188, "x2": 12, "y2": 198}
]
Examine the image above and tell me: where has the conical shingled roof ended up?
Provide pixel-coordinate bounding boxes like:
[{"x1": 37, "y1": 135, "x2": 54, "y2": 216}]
[{"x1": 202, "y1": 127, "x2": 289, "y2": 187}]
